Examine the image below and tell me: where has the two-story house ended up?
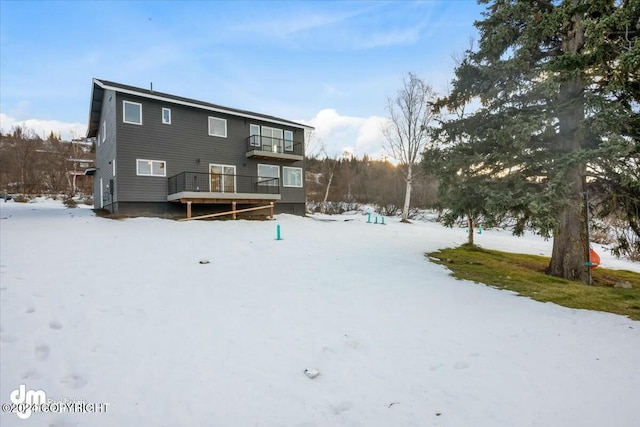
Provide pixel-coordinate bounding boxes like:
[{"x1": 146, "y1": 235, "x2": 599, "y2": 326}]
[{"x1": 86, "y1": 78, "x2": 311, "y2": 217}]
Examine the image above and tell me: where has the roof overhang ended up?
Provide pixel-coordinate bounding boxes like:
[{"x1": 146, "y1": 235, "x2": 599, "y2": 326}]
[
  {"x1": 86, "y1": 79, "x2": 105, "y2": 138},
  {"x1": 90, "y1": 78, "x2": 314, "y2": 132}
]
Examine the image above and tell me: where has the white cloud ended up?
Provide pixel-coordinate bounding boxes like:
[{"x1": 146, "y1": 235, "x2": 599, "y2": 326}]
[
  {"x1": 0, "y1": 113, "x2": 86, "y2": 140},
  {"x1": 232, "y1": 7, "x2": 369, "y2": 39},
  {"x1": 300, "y1": 109, "x2": 391, "y2": 160}
]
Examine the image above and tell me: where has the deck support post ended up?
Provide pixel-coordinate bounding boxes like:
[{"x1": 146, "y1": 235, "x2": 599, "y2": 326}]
[
  {"x1": 270, "y1": 202, "x2": 274, "y2": 219},
  {"x1": 232, "y1": 202, "x2": 237, "y2": 220},
  {"x1": 186, "y1": 201, "x2": 192, "y2": 219}
]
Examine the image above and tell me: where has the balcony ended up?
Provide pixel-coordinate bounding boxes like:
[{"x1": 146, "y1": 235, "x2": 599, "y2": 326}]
[
  {"x1": 167, "y1": 171, "x2": 281, "y2": 203},
  {"x1": 246, "y1": 135, "x2": 304, "y2": 162}
]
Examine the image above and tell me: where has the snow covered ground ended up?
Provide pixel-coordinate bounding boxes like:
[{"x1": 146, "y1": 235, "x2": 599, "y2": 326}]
[{"x1": 1, "y1": 200, "x2": 638, "y2": 427}]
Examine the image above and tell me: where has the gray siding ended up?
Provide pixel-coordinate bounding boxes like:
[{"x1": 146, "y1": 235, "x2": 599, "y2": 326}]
[
  {"x1": 93, "y1": 89, "x2": 117, "y2": 210},
  {"x1": 113, "y1": 93, "x2": 305, "y2": 205}
]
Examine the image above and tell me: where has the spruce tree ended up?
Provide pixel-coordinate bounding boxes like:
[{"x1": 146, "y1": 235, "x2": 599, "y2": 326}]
[{"x1": 433, "y1": 0, "x2": 639, "y2": 283}]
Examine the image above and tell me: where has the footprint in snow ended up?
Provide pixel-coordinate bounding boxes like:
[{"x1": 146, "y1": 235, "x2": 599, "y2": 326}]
[
  {"x1": 454, "y1": 361, "x2": 469, "y2": 369},
  {"x1": 60, "y1": 374, "x2": 87, "y2": 389},
  {"x1": 21, "y1": 370, "x2": 42, "y2": 380},
  {"x1": 0, "y1": 334, "x2": 18, "y2": 343},
  {"x1": 49, "y1": 320, "x2": 63, "y2": 330},
  {"x1": 26, "y1": 307, "x2": 35, "y2": 314},
  {"x1": 331, "y1": 401, "x2": 352, "y2": 415},
  {"x1": 35, "y1": 344, "x2": 50, "y2": 361}
]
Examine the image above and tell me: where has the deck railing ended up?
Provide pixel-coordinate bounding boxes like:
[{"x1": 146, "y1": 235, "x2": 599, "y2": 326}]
[
  {"x1": 247, "y1": 135, "x2": 304, "y2": 156},
  {"x1": 168, "y1": 172, "x2": 280, "y2": 195}
]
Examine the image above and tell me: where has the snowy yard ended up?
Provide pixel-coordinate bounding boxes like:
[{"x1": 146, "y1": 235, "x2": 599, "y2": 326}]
[{"x1": 1, "y1": 200, "x2": 639, "y2": 427}]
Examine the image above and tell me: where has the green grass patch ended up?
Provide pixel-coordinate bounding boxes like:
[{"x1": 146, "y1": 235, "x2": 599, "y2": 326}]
[{"x1": 427, "y1": 245, "x2": 640, "y2": 321}]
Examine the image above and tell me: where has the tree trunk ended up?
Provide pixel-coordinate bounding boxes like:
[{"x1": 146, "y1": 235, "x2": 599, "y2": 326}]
[
  {"x1": 467, "y1": 213, "x2": 474, "y2": 246},
  {"x1": 548, "y1": 191, "x2": 589, "y2": 282},
  {"x1": 401, "y1": 164, "x2": 412, "y2": 222},
  {"x1": 321, "y1": 170, "x2": 334, "y2": 214},
  {"x1": 72, "y1": 173, "x2": 77, "y2": 196},
  {"x1": 547, "y1": 9, "x2": 589, "y2": 283}
]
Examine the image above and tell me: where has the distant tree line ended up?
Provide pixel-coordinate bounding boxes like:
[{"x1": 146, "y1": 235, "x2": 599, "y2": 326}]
[
  {"x1": 0, "y1": 126, "x2": 94, "y2": 197},
  {"x1": 305, "y1": 154, "x2": 438, "y2": 215}
]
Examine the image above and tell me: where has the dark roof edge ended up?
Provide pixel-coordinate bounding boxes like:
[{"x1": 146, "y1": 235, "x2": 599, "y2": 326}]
[
  {"x1": 86, "y1": 79, "x2": 101, "y2": 138},
  {"x1": 93, "y1": 78, "x2": 314, "y2": 131}
]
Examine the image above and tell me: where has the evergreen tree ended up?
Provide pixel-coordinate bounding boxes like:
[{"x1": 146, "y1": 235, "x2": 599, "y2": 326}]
[
  {"x1": 433, "y1": 0, "x2": 639, "y2": 283},
  {"x1": 423, "y1": 143, "x2": 504, "y2": 246}
]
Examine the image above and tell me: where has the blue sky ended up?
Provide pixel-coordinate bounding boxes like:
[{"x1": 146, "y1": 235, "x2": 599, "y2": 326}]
[{"x1": 0, "y1": 0, "x2": 484, "y2": 158}]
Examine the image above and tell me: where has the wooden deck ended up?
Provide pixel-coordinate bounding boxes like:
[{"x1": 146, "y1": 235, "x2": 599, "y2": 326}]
[{"x1": 167, "y1": 191, "x2": 279, "y2": 219}]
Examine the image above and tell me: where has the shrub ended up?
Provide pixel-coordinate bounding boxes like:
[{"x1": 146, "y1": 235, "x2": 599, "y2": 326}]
[
  {"x1": 13, "y1": 195, "x2": 29, "y2": 203},
  {"x1": 63, "y1": 197, "x2": 77, "y2": 208},
  {"x1": 379, "y1": 204, "x2": 399, "y2": 216}
]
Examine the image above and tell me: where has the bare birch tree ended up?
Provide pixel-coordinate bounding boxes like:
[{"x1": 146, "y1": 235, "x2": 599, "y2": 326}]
[
  {"x1": 383, "y1": 72, "x2": 437, "y2": 222},
  {"x1": 319, "y1": 144, "x2": 338, "y2": 214}
]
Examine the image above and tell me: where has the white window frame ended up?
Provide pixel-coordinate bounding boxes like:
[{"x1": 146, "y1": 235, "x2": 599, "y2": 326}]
[
  {"x1": 261, "y1": 126, "x2": 283, "y2": 153},
  {"x1": 283, "y1": 166, "x2": 303, "y2": 188},
  {"x1": 257, "y1": 164, "x2": 280, "y2": 186},
  {"x1": 284, "y1": 130, "x2": 294, "y2": 152},
  {"x1": 136, "y1": 159, "x2": 166, "y2": 177},
  {"x1": 208, "y1": 116, "x2": 227, "y2": 138},
  {"x1": 123, "y1": 101, "x2": 143, "y2": 125},
  {"x1": 162, "y1": 107, "x2": 171, "y2": 124},
  {"x1": 112, "y1": 159, "x2": 116, "y2": 177},
  {"x1": 209, "y1": 164, "x2": 236, "y2": 193},
  {"x1": 102, "y1": 121, "x2": 106, "y2": 143},
  {"x1": 250, "y1": 124, "x2": 261, "y2": 147}
]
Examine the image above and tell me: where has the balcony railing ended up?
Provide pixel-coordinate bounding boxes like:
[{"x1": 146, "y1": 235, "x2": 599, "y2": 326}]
[
  {"x1": 247, "y1": 135, "x2": 304, "y2": 157},
  {"x1": 168, "y1": 172, "x2": 280, "y2": 195}
]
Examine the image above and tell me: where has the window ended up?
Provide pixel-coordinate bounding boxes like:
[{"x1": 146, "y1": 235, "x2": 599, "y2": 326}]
[
  {"x1": 284, "y1": 130, "x2": 293, "y2": 151},
  {"x1": 261, "y1": 126, "x2": 283, "y2": 152},
  {"x1": 249, "y1": 124, "x2": 261, "y2": 147},
  {"x1": 258, "y1": 164, "x2": 279, "y2": 186},
  {"x1": 208, "y1": 117, "x2": 227, "y2": 137},
  {"x1": 210, "y1": 164, "x2": 236, "y2": 193},
  {"x1": 136, "y1": 159, "x2": 166, "y2": 177},
  {"x1": 162, "y1": 108, "x2": 171, "y2": 124},
  {"x1": 123, "y1": 101, "x2": 142, "y2": 125},
  {"x1": 283, "y1": 167, "x2": 303, "y2": 188},
  {"x1": 102, "y1": 121, "x2": 106, "y2": 143},
  {"x1": 112, "y1": 159, "x2": 116, "y2": 177}
]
